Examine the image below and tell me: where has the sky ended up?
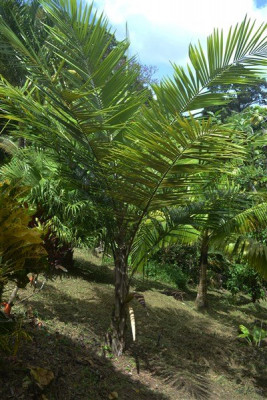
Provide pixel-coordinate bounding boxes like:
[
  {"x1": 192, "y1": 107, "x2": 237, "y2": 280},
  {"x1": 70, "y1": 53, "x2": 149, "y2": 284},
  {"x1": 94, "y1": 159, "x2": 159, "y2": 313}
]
[{"x1": 94, "y1": 0, "x2": 267, "y2": 81}]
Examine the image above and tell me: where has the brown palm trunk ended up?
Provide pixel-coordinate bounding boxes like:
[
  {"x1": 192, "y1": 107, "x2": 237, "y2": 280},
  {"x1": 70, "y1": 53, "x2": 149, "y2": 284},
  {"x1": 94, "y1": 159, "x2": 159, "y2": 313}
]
[
  {"x1": 195, "y1": 232, "x2": 209, "y2": 309},
  {"x1": 18, "y1": 137, "x2": 26, "y2": 148},
  {"x1": 0, "y1": 282, "x2": 4, "y2": 303},
  {"x1": 108, "y1": 245, "x2": 129, "y2": 356},
  {"x1": 8, "y1": 285, "x2": 19, "y2": 305}
]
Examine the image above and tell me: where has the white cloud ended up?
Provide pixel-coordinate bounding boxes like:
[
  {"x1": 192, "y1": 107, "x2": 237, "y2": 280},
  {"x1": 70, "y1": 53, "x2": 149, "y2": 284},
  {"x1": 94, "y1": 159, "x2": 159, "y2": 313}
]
[{"x1": 95, "y1": 0, "x2": 267, "y2": 79}]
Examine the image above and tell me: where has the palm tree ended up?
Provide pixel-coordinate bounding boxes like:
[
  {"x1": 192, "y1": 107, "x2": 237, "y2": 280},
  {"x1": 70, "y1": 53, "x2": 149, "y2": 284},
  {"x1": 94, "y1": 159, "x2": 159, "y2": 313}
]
[
  {"x1": 0, "y1": 0, "x2": 53, "y2": 149},
  {"x1": 131, "y1": 185, "x2": 267, "y2": 309},
  {"x1": 0, "y1": 0, "x2": 266, "y2": 354},
  {"x1": 210, "y1": 201, "x2": 267, "y2": 276},
  {"x1": 0, "y1": 0, "x2": 51, "y2": 86},
  {"x1": 194, "y1": 189, "x2": 267, "y2": 309},
  {"x1": 0, "y1": 143, "x2": 104, "y2": 270}
]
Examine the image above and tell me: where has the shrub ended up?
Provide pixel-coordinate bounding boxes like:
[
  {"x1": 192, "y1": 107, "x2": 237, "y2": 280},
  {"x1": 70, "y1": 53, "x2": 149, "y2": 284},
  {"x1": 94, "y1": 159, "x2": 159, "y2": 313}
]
[
  {"x1": 150, "y1": 244, "x2": 199, "y2": 284},
  {"x1": 0, "y1": 312, "x2": 31, "y2": 355},
  {"x1": 145, "y1": 261, "x2": 189, "y2": 290},
  {"x1": 0, "y1": 182, "x2": 47, "y2": 301},
  {"x1": 238, "y1": 323, "x2": 267, "y2": 347},
  {"x1": 226, "y1": 263, "x2": 266, "y2": 302}
]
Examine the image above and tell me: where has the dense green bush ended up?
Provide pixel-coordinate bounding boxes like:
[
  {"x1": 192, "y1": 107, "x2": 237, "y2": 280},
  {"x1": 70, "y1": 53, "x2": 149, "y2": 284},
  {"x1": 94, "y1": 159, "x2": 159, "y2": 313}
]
[
  {"x1": 148, "y1": 246, "x2": 267, "y2": 302},
  {"x1": 145, "y1": 260, "x2": 189, "y2": 290},
  {"x1": 0, "y1": 182, "x2": 47, "y2": 301},
  {"x1": 150, "y1": 244, "x2": 199, "y2": 284},
  {"x1": 226, "y1": 263, "x2": 266, "y2": 302}
]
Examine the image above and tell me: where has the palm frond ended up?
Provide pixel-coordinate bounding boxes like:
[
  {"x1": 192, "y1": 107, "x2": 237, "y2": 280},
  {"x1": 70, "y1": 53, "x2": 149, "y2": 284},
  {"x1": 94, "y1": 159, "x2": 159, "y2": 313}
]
[
  {"x1": 109, "y1": 115, "x2": 246, "y2": 209},
  {"x1": 214, "y1": 235, "x2": 267, "y2": 279},
  {"x1": 130, "y1": 209, "x2": 200, "y2": 275},
  {"x1": 212, "y1": 202, "x2": 267, "y2": 237},
  {"x1": 0, "y1": 137, "x2": 18, "y2": 155},
  {"x1": 154, "y1": 17, "x2": 267, "y2": 115},
  {"x1": 0, "y1": 2, "x2": 266, "y2": 261}
]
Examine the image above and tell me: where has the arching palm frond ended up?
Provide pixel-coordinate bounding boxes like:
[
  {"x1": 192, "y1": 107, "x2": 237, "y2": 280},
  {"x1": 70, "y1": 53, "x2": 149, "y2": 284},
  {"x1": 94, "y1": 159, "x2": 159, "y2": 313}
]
[
  {"x1": 0, "y1": 0, "x2": 147, "y2": 136},
  {"x1": 212, "y1": 202, "x2": 267, "y2": 237},
  {"x1": 110, "y1": 115, "x2": 247, "y2": 211},
  {"x1": 243, "y1": 239, "x2": 267, "y2": 278},
  {"x1": 129, "y1": 184, "x2": 259, "y2": 277},
  {"x1": 130, "y1": 209, "x2": 200, "y2": 277},
  {"x1": 210, "y1": 202, "x2": 267, "y2": 277},
  {"x1": 213, "y1": 234, "x2": 267, "y2": 279},
  {"x1": 154, "y1": 16, "x2": 267, "y2": 115}
]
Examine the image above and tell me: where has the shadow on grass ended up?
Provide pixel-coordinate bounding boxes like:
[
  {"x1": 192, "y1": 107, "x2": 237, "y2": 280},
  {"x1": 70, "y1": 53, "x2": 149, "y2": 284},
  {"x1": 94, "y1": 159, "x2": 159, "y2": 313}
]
[
  {"x1": 65, "y1": 256, "x2": 267, "y2": 398},
  {"x1": 70, "y1": 255, "x2": 115, "y2": 285},
  {"x1": 72, "y1": 254, "x2": 185, "y2": 293},
  {"x1": 19, "y1": 285, "x2": 213, "y2": 399},
  {"x1": 132, "y1": 277, "x2": 181, "y2": 293},
  {"x1": 128, "y1": 300, "x2": 267, "y2": 399},
  {"x1": 28, "y1": 283, "x2": 113, "y2": 342},
  {"x1": 201, "y1": 291, "x2": 267, "y2": 331},
  {"x1": 8, "y1": 247, "x2": 266, "y2": 400},
  {"x1": 0, "y1": 326, "x2": 169, "y2": 400},
  {"x1": 17, "y1": 278, "x2": 267, "y2": 400}
]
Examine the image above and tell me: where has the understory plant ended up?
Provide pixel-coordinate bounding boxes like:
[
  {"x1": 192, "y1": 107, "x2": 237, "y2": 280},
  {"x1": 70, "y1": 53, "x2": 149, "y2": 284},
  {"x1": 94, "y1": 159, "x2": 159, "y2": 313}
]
[
  {"x1": 132, "y1": 184, "x2": 267, "y2": 309},
  {"x1": 226, "y1": 263, "x2": 266, "y2": 302},
  {"x1": 0, "y1": 313, "x2": 32, "y2": 355},
  {"x1": 238, "y1": 323, "x2": 267, "y2": 347},
  {"x1": 150, "y1": 244, "x2": 199, "y2": 283},
  {"x1": 0, "y1": 146, "x2": 103, "y2": 272},
  {"x1": 145, "y1": 260, "x2": 189, "y2": 290},
  {"x1": 0, "y1": 181, "x2": 46, "y2": 302}
]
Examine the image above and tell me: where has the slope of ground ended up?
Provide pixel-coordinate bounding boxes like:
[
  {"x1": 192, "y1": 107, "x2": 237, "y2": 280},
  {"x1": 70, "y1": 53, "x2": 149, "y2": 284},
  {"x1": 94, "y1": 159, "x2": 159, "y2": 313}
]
[{"x1": 0, "y1": 249, "x2": 267, "y2": 400}]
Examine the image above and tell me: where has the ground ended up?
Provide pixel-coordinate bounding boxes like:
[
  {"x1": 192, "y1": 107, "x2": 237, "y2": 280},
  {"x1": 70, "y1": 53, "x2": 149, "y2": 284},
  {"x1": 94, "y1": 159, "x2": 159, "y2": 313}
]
[{"x1": 0, "y1": 249, "x2": 267, "y2": 400}]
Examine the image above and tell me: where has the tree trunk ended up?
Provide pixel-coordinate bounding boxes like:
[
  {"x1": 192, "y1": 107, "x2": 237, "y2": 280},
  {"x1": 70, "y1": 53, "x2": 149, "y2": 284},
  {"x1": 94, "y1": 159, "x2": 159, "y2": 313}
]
[
  {"x1": 108, "y1": 246, "x2": 129, "y2": 356},
  {"x1": 8, "y1": 285, "x2": 19, "y2": 305},
  {"x1": 18, "y1": 137, "x2": 26, "y2": 148},
  {"x1": 195, "y1": 232, "x2": 209, "y2": 310},
  {"x1": 0, "y1": 282, "x2": 4, "y2": 303}
]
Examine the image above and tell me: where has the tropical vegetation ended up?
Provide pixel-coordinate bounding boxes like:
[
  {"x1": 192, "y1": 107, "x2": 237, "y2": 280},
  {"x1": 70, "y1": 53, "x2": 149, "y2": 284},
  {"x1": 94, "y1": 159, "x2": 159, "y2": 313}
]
[{"x1": 0, "y1": 0, "x2": 266, "y2": 369}]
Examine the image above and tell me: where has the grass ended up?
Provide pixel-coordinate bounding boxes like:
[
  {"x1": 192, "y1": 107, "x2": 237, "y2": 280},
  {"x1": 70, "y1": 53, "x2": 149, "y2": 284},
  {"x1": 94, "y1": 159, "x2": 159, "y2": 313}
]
[{"x1": 0, "y1": 248, "x2": 267, "y2": 400}]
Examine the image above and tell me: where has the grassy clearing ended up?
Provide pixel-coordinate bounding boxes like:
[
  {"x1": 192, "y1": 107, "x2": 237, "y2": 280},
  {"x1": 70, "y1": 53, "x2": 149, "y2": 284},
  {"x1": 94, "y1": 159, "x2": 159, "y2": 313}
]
[{"x1": 1, "y1": 249, "x2": 267, "y2": 400}]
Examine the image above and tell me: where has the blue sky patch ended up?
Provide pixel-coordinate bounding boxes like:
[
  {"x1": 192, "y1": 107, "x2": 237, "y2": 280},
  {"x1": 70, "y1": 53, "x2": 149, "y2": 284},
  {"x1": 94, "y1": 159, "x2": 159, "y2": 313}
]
[
  {"x1": 95, "y1": 0, "x2": 267, "y2": 81},
  {"x1": 255, "y1": 0, "x2": 267, "y2": 8}
]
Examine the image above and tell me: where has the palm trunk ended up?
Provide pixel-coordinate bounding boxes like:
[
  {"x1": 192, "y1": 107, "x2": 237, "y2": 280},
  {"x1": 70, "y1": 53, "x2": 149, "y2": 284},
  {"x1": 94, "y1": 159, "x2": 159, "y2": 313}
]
[
  {"x1": 8, "y1": 285, "x2": 19, "y2": 305},
  {"x1": 0, "y1": 282, "x2": 4, "y2": 303},
  {"x1": 195, "y1": 232, "x2": 209, "y2": 309},
  {"x1": 18, "y1": 137, "x2": 26, "y2": 148},
  {"x1": 108, "y1": 246, "x2": 129, "y2": 356}
]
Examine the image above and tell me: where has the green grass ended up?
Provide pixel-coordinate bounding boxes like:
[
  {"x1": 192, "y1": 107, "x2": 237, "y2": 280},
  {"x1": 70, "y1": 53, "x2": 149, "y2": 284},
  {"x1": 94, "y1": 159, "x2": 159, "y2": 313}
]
[{"x1": 1, "y1": 248, "x2": 267, "y2": 400}]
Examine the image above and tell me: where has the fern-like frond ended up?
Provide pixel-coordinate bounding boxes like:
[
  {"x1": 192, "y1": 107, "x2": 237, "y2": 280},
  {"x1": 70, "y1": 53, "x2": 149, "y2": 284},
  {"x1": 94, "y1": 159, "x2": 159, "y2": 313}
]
[
  {"x1": 154, "y1": 16, "x2": 267, "y2": 115},
  {"x1": 0, "y1": 2, "x2": 266, "y2": 264},
  {"x1": 213, "y1": 234, "x2": 267, "y2": 279},
  {"x1": 109, "y1": 115, "x2": 246, "y2": 210},
  {"x1": 130, "y1": 209, "x2": 200, "y2": 275},
  {"x1": 212, "y1": 202, "x2": 267, "y2": 238}
]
